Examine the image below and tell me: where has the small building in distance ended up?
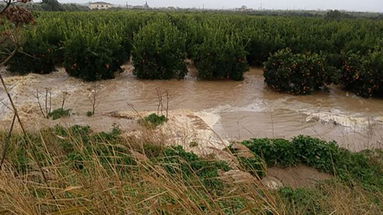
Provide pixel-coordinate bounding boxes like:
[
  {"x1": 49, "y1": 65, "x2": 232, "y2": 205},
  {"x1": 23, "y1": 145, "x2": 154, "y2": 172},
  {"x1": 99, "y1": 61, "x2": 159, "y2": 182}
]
[
  {"x1": 128, "y1": 1, "x2": 150, "y2": 9},
  {"x1": 235, "y1": 5, "x2": 253, "y2": 12},
  {"x1": 89, "y1": 2, "x2": 112, "y2": 10}
]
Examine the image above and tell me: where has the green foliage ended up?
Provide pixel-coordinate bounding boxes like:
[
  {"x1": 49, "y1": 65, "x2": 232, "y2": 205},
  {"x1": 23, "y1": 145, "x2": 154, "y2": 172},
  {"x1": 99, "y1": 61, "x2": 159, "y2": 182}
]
[
  {"x1": 162, "y1": 146, "x2": 231, "y2": 191},
  {"x1": 63, "y1": 23, "x2": 128, "y2": 81},
  {"x1": 67, "y1": 151, "x2": 88, "y2": 170},
  {"x1": 339, "y1": 50, "x2": 383, "y2": 97},
  {"x1": 264, "y1": 48, "x2": 329, "y2": 95},
  {"x1": 237, "y1": 157, "x2": 267, "y2": 177},
  {"x1": 228, "y1": 143, "x2": 267, "y2": 177},
  {"x1": 3, "y1": 126, "x2": 232, "y2": 192},
  {"x1": 139, "y1": 113, "x2": 168, "y2": 128},
  {"x1": 1, "y1": 124, "x2": 383, "y2": 213},
  {"x1": 53, "y1": 125, "x2": 135, "y2": 170},
  {"x1": 86, "y1": 111, "x2": 94, "y2": 117},
  {"x1": 5, "y1": 11, "x2": 383, "y2": 98},
  {"x1": 7, "y1": 20, "x2": 64, "y2": 74},
  {"x1": 41, "y1": 0, "x2": 64, "y2": 11},
  {"x1": 241, "y1": 136, "x2": 383, "y2": 191},
  {"x1": 218, "y1": 197, "x2": 248, "y2": 215},
  {"x1": 132, "y1": 19, "x2": 187, "y2": 79},
  {"x1": 189, "y1": 141, "x2": 198, "y2": 147},
  {"x1": 48, "y1": 108, "x2": 71, "y2": 120},
  {"x1": 279, "y1": 187, "x2": 324, "y2": 215},
  {"x1": 241, "y1": 138, "x2": 298, "y2": 167},
  {"x1": 14, "y1": 147, "x2": 30, "y2": 173},
  {"x1": 192, "y1": 28, "x2": 248, "y2": 81},
  {"x1": 244, "y1": 27, "x2": 285, "y2": 66},
  {"x1": 325, "y1": 10, "x2": 353, "y2": 20},
  {"x1": 141, "y1": 143, "x2": 165, "y2": 158}
]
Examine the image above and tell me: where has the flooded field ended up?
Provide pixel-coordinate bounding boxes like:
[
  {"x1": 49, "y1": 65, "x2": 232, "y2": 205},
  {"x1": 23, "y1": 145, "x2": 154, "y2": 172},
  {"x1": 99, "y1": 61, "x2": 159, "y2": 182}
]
[{"x1": 1, "y1": 66, "x2": 382, "y2": 151}]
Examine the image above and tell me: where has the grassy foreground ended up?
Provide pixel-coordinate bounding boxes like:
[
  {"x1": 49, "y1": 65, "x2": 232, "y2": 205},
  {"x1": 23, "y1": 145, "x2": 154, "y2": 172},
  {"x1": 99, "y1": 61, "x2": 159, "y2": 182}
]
[{"x1": 0, "y1": 125, "x2": 382, "y2": 214}]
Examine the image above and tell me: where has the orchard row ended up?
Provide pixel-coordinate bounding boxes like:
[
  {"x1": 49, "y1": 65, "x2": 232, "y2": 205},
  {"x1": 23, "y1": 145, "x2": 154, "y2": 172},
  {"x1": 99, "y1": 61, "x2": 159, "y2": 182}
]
[{"x1": 4, "y1": 11, "x2": 383, "y2": 97}]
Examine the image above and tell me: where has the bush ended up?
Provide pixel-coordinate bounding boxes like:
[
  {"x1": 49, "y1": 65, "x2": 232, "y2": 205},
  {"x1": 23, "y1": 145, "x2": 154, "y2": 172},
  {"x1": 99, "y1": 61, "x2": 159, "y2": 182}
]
[
  {"x1": 132, "y1": 19, "x2": 187, "y2": 80},
  {"x1": 48, "y1": 108, "x2": 71, "y2": 120},
  {"x1": 192, "y1": 29, "x2": 248, "y2": 81},
  {"x1": 339, "y1": 50, "x2": 383, "y2": 98},
  {"x1": 7, "y1": 21, "x2": 64, "y2": 74},
  {"x1": 241, "y1": 138, "x2": 298, "y2": 167},
  {"x1": 63, "y1": 24, "x2": 128, "y2": 81},
  {"x1": 264, "y1": 48, "x2": 329, "y2": 95},
  {"x1": 138, "y1": 113, "x2": 168, "y2": 128},
  {"x1": 241, "y1": 136, "x2": 383, "y2": 191}
]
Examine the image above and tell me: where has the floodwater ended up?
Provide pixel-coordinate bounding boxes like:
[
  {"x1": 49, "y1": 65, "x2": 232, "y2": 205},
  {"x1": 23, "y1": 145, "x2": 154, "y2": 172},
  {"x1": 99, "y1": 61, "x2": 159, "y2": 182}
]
[{"x1": 1, "y1": 65, "x2": 382, "y2": 151}]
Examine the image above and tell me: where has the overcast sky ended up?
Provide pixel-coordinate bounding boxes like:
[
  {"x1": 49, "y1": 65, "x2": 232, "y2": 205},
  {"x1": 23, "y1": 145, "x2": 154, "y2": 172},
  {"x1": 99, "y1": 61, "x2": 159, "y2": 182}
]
[{"x1": 59, "y1": 0, "x2": 383, "y2": 12}]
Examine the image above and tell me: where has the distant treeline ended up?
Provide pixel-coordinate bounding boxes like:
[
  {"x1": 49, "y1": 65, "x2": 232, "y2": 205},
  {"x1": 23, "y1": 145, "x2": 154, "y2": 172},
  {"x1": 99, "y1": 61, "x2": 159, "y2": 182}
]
[
  {"x1": 0, "y1": 0, "x2": 89, "y2": 11},
  {"x1": 1, "y1": 2, "x2": 382, "y2": 18}
]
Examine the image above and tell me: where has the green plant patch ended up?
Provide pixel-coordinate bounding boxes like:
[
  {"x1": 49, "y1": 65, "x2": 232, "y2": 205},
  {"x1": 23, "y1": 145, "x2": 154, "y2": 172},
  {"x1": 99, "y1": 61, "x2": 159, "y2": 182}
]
[
  {"x1": 237, "y1": 157, "x2": 267, "y2": 178},
  {"x1": 240, "y1": 136, "x2": 383, "y2": 191},
  {"x1": 278, "y1": 187, "x2": 324, "y2": 215},
  {"x1": 161, "y1": 146, "x2": 231, "y2": 192},
  {"x1": 139, "y1": 113, "x2": 168, "y2": 128},
  {"x1": 48, "y1": 108, "x2": 71, "y2": 120},
  {"x1": 189, "y1": 141, "x2": 198, "y2": 148}
]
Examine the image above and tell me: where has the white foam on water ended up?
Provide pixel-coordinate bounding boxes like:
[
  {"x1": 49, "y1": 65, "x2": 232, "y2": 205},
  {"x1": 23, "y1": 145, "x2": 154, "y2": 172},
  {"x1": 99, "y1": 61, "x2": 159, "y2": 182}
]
[
  {"x1": 302, "y1": 108, "x2": 380, "y2": 130},
  {"x1": 197, "y1": 97, "x2": 382, "y2": 133}
]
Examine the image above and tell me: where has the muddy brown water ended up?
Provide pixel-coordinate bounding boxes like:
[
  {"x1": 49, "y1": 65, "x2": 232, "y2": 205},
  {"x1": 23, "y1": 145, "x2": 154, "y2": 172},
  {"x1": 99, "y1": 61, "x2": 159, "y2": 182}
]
[{"x1": 1, "y1": 66, "x2": 382, "y2": 151}]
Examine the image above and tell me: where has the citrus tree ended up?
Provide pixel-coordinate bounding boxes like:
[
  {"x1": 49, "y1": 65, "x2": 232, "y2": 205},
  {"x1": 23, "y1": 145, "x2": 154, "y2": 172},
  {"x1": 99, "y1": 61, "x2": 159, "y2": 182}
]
[
  {"x1": 132, "y1": 19, "x2": 187, "y2": 79},
  {"x1": 264, "y1": 48, "x2": 329, "y2": 95}
]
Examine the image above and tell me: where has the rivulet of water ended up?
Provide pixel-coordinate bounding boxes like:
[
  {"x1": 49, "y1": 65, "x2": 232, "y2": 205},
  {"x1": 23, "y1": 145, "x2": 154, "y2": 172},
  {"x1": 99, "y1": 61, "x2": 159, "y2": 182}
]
[{"x1": 1, "y1": 66, "x2": 382, "y2": 151}]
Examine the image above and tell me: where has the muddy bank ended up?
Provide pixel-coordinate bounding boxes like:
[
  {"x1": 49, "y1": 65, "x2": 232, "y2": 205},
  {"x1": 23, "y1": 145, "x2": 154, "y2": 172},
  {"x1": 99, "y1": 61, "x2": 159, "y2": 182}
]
[{"x1": 0, "y1": 66, "x2": 382, "y2": 151}]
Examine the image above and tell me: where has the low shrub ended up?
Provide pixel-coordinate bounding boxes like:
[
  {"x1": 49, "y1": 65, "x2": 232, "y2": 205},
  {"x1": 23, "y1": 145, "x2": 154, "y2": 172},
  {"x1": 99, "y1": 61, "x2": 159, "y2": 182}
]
[
  {"x1": 189, "y1": 141, "x2": 198, "y2": 147},
  {"x1": 264, "y1": 48, "x2": 329, "y2": 95},
  {"x1": 241, "y1": 138, "x2": 298, "y2": 167},
  {"x1": 339, "y1": 50, "x2": 383, "y2": 98},
  {"x1": 132, "y1": 19, "x2": 187, "y2": 79},
  {"x1": 139, "y1": 113, "x2": 168, "y2": 128},
  {"x1": 291, "y1": 136, "x2": 341, "y2": 173},
  {"x1": 241, "y1": 136, "x2": 383, "y2": 191},
  {"x1": 192, "y1": 29, "x2": 248, "y2": 81},
  {"x1": 48, "y1": 108, "x2": 71, "y2": 120}
]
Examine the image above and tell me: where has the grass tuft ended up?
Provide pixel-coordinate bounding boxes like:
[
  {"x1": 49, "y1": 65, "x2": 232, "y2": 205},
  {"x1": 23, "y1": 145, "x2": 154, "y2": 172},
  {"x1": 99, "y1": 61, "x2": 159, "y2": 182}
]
[{"x1": 48, "y1": 108, "x2": 71, "y2": 120}]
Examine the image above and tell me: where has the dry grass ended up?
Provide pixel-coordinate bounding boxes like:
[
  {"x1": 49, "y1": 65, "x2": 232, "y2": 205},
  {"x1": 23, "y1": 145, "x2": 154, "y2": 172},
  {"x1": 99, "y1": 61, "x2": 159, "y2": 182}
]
[
  {"x1": 0, "y1": 126, "x2": 280, "y2": 214},
  {"x1": 0, "y1": 125, "x2": 382, "y2": 215}
]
